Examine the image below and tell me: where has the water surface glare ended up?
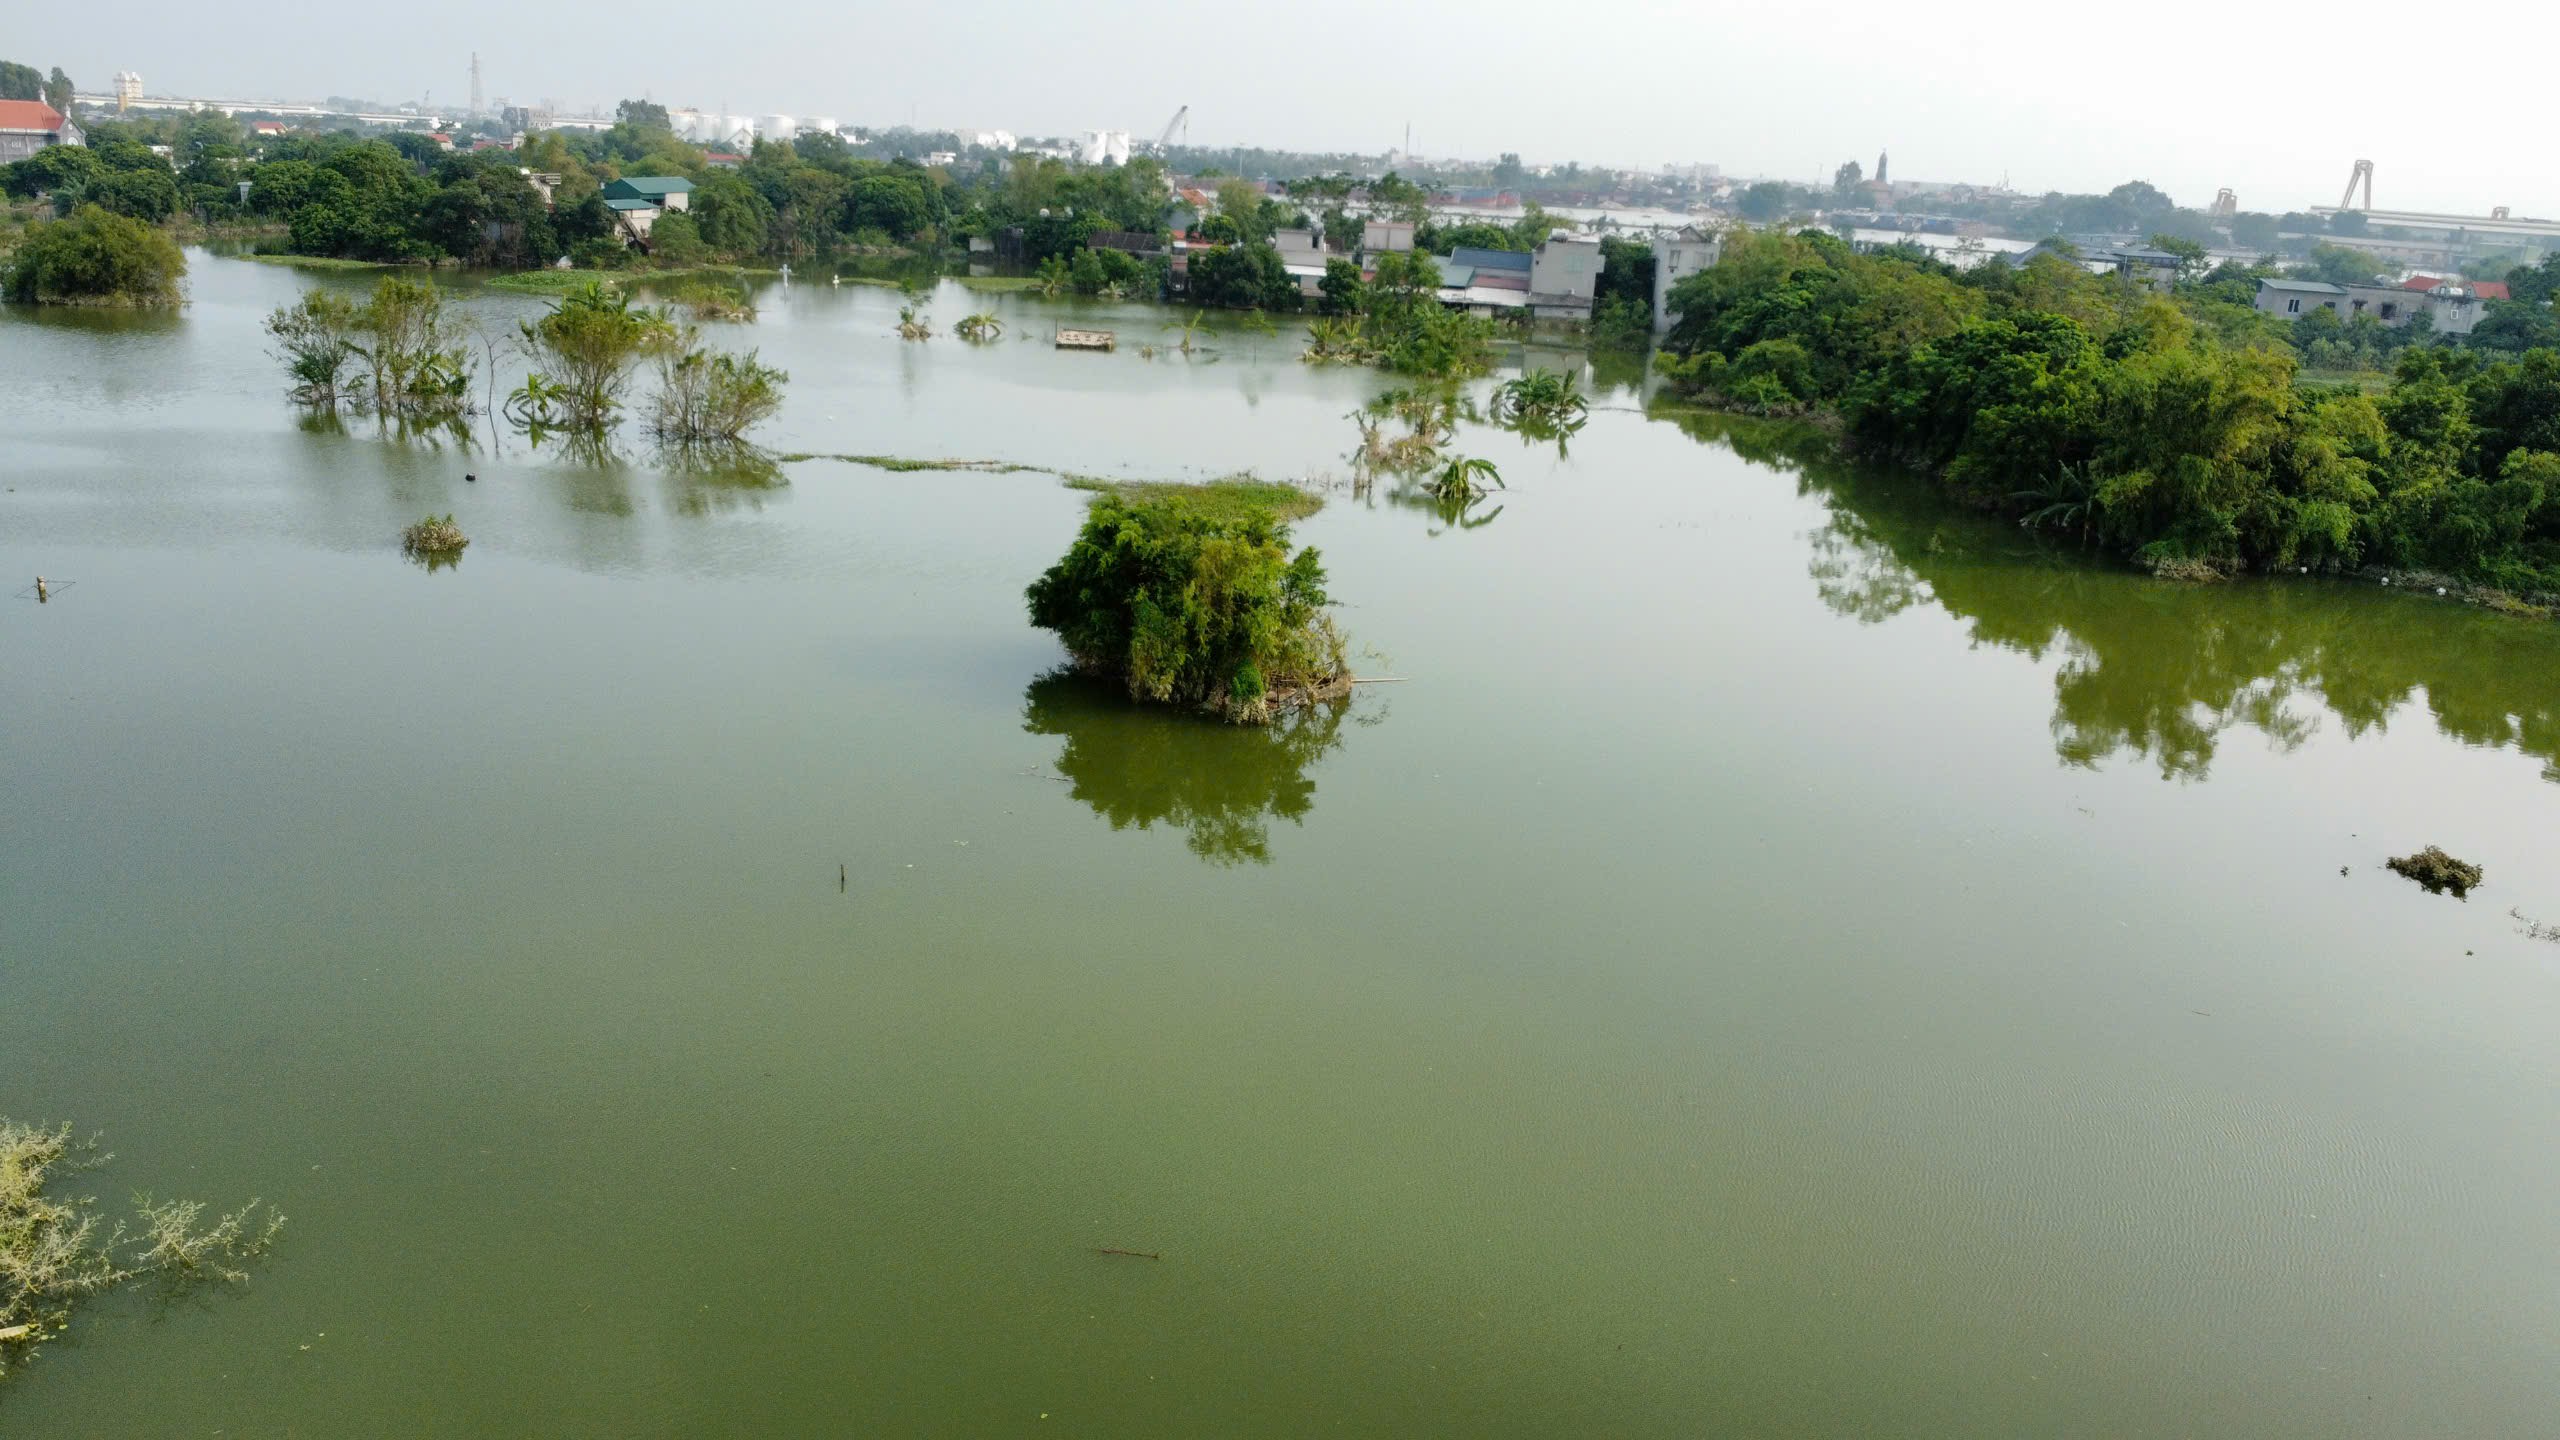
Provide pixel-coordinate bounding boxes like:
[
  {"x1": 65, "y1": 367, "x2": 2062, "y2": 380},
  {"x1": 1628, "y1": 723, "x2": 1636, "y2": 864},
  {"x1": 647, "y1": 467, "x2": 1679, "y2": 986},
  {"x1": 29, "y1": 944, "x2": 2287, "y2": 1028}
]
[{"x1": 4, "y1": 255, "x2": 2558, "y2": 1437}]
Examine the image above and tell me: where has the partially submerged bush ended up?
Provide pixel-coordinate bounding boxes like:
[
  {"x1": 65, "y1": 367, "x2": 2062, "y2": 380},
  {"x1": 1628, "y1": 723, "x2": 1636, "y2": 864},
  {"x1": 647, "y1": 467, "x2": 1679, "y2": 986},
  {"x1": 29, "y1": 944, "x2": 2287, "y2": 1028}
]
[
  {"x1": 646, "y1": 329, "x2": 787, "y2": 441},
  {"x1": 2387, "y1": 845, "x2": 2483, "y2": 896},
  {"x1": 1026, "y1": 483, "x2": 1349, "y2": 723},
  {"x1": 268, "y1": 277, "x2": 474, "y2": 419},
  {"x1": 1491, "y1": 368, "x2": 1589, "y2": 427},
  {"x1": 1, "y1": 204, "x2": 185, "y2": 307},
  {"x1": 266, "y1": 290, "x2": 362, "y2": 407},
  {"x1": 513, "y1": 279, "x2": 676, "y2": 428},
  {"x1": 402, "y1": 513, "x2": 468, "y2": 556},
  {"x1": 1, "y1": 1119, "x2": 282, "y2": 1379}
]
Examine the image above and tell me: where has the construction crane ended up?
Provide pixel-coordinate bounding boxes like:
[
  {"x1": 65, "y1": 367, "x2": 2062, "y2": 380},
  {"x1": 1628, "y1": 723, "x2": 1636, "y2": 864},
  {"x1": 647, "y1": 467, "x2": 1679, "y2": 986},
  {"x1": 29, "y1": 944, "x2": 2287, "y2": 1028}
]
[
  {"x1": 2210, "y1": 187, "x2": 2236, "y2": 219},
  {"x1": 1152, "y1": 105, "x2": 1188, "y2": 153},
  {"x1": 2340, "y1": 158, "x2": 2374, "y2": 212}
]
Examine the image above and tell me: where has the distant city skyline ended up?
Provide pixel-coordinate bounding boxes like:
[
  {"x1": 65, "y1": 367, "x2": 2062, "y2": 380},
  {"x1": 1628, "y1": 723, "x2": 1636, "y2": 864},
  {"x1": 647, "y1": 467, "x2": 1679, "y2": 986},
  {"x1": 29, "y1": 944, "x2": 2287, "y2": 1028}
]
[{"x1": 18, "y1": 0, "x2": 2552, "y2": 220}]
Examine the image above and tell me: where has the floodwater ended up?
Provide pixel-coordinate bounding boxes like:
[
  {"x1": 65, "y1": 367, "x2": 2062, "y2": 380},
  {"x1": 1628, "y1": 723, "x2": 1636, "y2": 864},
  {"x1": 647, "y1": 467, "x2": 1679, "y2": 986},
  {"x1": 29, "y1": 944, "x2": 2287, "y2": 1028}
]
[{"x1": 4, "y1": 254, "x2": 2558, "y2": 1437}]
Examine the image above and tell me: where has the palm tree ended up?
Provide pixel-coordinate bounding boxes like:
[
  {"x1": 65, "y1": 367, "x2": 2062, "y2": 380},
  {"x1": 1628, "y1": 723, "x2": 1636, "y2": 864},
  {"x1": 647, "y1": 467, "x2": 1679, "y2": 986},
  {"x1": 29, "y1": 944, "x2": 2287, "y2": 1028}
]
[
  {"x1": 1163, "y1": 310, "x2": 1216, "y2": 355},
  {"x1": 954, "y1": 312, "x2": 1003, "y2": 342},
  {"x1": 2013, "y1": 462, "x2": 2098, "y2": 543}
]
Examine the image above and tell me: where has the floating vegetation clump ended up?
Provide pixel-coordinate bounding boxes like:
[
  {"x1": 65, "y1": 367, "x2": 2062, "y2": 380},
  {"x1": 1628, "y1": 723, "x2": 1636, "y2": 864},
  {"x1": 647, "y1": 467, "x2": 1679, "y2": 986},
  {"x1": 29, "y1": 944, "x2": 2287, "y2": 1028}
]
[
  {"x1": 402, "y1": 514, "x2": 468, "y2": 557},
  {"x1": 1, "y1": 1119, "x2": 283, "y2": 1380},
  {"x1": 2386, "y1": 846, "x2": 2483, "y2": 896}
]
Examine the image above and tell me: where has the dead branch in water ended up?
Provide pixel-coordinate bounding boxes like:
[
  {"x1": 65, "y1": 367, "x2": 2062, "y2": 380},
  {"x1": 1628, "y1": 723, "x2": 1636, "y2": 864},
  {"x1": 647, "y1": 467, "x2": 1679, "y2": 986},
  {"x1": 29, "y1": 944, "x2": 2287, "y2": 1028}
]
[{"x1": 1094, "y1": 1247, "x2": 1161, "y2": 1260}]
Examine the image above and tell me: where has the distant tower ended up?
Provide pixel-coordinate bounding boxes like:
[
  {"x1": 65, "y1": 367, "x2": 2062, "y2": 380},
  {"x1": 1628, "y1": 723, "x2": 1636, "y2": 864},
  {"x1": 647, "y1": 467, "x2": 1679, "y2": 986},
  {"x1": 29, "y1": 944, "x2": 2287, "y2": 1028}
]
[
  {"x1": 1876, "y1": 149, "x2": 1888, "y2": 187},
  {"x1": 114, "y1": 71, "x2": 142, "y2": 113},
  {"x1": 469, "y1": 53, "x2": 484, "y2": 117}
]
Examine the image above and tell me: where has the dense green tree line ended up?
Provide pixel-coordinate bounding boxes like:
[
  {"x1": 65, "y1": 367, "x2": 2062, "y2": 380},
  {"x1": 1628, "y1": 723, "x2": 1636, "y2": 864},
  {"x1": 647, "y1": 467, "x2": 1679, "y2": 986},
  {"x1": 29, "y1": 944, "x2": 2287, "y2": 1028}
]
[{"x1": 1660, "y1": 228, "x2": 2560, "y2": 594}]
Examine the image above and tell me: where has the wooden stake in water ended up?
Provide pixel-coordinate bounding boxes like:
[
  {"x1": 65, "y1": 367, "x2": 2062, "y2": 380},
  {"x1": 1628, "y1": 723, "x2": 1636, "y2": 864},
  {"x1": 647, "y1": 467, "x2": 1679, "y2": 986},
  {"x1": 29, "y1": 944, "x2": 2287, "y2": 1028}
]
[
  {"x1": 34, "y1": 576, "x2": 46, "y2": 603},
  {"x1": 840, "y1": 862, "x2": 847, "y2": 893}
]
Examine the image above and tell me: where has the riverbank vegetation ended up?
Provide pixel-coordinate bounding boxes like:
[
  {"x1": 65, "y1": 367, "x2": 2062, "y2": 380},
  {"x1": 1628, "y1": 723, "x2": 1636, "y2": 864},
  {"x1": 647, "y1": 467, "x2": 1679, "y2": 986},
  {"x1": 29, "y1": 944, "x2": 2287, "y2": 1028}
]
[
  {"x1": 1027, "y1": 480, "x2": 1348, "y2": 723},
  {"x1": 1, "y1": 205, "x2": 185, "y2": 306},
  {"x1": 1659, "y1": 228, "x2": 2560, "y2": 600},
  {"x1": 1, "y1": 1119, "x2": 283, "y2": 1381}
]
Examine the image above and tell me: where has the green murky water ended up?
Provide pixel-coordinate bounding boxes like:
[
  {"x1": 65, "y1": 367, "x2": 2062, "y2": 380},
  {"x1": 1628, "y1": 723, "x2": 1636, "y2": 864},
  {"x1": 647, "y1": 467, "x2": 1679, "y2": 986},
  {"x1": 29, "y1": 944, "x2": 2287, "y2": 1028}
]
[{"x1": 4, "y1": 255, "x2": 2557, "y2": 1437}]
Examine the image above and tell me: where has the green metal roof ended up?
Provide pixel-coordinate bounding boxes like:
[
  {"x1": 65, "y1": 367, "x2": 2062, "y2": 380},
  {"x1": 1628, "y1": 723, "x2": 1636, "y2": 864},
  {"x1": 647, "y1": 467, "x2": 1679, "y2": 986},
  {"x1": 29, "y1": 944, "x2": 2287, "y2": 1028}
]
[{"x1": 605, "y1": 176, "x2": 695, "y2": 200}]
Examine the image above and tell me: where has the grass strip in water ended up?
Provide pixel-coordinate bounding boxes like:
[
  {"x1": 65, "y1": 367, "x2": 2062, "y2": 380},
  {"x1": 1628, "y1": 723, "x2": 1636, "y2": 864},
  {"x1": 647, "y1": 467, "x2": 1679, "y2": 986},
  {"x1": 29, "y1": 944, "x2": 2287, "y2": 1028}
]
[
  {"x1": 235, "y1": 253, "x2": 398, "y2": 271},
  {"x1": 954, "y1": 275, "x2": 1045, "y2": 292},
  {"x1": 776, "y1": 453, "x2": 1041, "y2": 473},
  {"x1": 775, "y1": 454, "x2": 1325, "y2": 519},
  {"x1": 1063, "y1": 476, "x2": 1326, "y2": 522},
  {"x1": 485, "y1": 269, "x2": 622, "y2": 293}
]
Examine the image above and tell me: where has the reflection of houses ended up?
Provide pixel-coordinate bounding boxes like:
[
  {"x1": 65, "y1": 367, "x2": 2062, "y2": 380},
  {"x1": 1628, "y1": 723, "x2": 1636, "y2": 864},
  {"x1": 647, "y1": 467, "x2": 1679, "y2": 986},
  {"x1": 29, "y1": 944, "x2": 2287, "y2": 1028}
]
[
  {"x1": 0, "y1": 101, "x2": 83, "y2": 164},
  {"x1": 601, "y1": 175, "x2": 692, "y2": 243},
  {"x1": 2251, "y1": 276, "x2": 2496, "y2": 335},
  {"x1": 1653, "y1": 224, "x2": 1722, "y2": 333}
]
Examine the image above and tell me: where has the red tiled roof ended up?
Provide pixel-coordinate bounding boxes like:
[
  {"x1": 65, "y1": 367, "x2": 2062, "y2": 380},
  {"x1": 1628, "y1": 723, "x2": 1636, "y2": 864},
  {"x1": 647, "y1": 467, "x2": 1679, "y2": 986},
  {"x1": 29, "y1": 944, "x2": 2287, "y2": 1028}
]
[
  {"x1": 2402, "y1": 274, "x2": 2511, "y2": 300},
  {"x1": 0, "y1": 100, "x2": 68, "y2": 133}
]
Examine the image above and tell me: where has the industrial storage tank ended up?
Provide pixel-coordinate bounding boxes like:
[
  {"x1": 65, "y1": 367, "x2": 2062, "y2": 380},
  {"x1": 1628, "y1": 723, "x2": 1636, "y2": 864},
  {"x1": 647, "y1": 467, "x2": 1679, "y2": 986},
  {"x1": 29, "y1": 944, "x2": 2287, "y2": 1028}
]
[
  {"x1": 756, "y1": 114, "x2": 795, "y2": 141},
  {"x1": 798, "y1": 116, "x2": 838, "y2": 136},
  {"x1": 719, "y1": 115, "x2": 755, "y2": 148},
  {"x1": 669, "y1": 108, "x2": 713, "y2": 142}
]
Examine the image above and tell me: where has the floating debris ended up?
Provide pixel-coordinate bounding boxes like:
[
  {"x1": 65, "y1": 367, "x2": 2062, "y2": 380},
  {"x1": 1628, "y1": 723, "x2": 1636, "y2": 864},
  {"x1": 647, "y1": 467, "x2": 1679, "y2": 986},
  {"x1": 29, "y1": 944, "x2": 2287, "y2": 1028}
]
[{"x1": 2385, "y1": 846, "x2": 2482, "y2": 897}]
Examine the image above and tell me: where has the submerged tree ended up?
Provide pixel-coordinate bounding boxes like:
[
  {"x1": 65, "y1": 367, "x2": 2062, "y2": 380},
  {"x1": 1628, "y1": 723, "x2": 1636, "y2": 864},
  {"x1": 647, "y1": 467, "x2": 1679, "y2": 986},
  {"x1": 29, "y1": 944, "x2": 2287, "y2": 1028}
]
[
  {"x1": 512, "y1": 280, "x2": 675, "y2": 428},
  {"x1": 1026, "y1": 482, "x2": 1349, "y2": 723},
  {"x1": 1, "y1": 205, "x2": 185, "y2": 307},
  {"x1": 351, "y1": 276, "x2": 473, "y2": 420},
  {"x1": 645, "y1": 328, "x2": 788, "y2": 442},
  {"x1": 265, "y1": 290, "x2": 363, "y2": 407},
  {"x1": 1, "y1": 1119, "x2": 283, "y2": 1381}
]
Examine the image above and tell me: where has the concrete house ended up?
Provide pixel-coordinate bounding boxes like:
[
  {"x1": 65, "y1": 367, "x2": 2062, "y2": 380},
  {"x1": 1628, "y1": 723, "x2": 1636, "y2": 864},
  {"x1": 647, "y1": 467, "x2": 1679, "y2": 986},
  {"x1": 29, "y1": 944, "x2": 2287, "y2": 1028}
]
[
  {"x1": 599, "y1": 176, "x2": 692, "y2": 240},
  {"x1": 1527, "y1": 235, "x2": 1606, "y2": 320},
  {"x1": 1653, "y1": 224, "x2": 1722, "y2": 334},
  {"x1": 1271, "y1": 228, "x2": 1331, "y2": 298},
  {"x1": 1362, "y1": 218, "x2": 1417, "y2": 253},
  {"x1": 2253, "y1": 278, "x2": 2346, "y2": 318},
  {"x1": 2255, "y1": 276, "x2": 2489, "y2": 335},
  {"x1": 0, "y1": 100, "x2": 83, "y2": 165}
]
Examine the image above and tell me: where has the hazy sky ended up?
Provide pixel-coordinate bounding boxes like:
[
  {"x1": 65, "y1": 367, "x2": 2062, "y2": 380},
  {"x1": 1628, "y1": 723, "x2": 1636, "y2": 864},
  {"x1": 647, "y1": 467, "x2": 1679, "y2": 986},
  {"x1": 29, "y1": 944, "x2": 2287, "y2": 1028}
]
[{"x1": 19, "y1": 0, "x2": 2552, "y2": 217}]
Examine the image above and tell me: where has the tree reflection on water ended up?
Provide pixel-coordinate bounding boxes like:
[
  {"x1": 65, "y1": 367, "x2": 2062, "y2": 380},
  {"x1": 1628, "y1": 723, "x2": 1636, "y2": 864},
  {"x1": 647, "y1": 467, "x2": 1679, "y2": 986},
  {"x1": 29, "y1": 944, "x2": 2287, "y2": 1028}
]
[
  {"x1": 1664, "y1": 405, "x2": 2560, "y2": 783},
  {"x1": 1021, "y1": 671, "x2": 1359, "y2": 866}
]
